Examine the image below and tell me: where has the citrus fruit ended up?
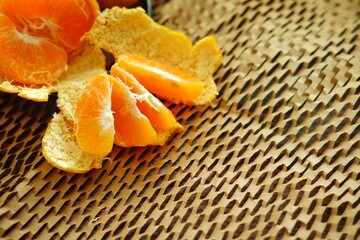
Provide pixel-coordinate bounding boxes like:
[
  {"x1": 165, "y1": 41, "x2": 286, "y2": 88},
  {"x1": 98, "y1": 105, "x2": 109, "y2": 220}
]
[
  {"x1": 0, "y1": 0, "x2": 99, "y2": 85},
  {"x1": 0, "y1": 0, "x2": 99, "y2": 51},
  {"x1": 56, "y1": 44, "x2": 107, "y2": 123},
  {"x1": 0, "y1": 13, "x2": 67, "y2": 85},
  {"x1": 110, "y1": 64, "x2": 183, "y2": 133},
  {"x1": 85, "y1": 8, "x2": 223, "y2": 105},
  {"x1": 108, "y1": 75, "x2": 159, "y2": 147},
  {"x1": 74, "y1": 74, "x2": 115, "y2": 155},
  {"x1": 42, "y1": 112, "x2": 105, "y2": 173},
  {"x1": 115, "y1": 54, "x2": 205, "y2": 103}
]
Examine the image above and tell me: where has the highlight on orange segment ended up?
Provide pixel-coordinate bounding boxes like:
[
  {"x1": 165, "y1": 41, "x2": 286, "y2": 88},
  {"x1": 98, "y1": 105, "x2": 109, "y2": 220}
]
[
  {"x1": 110, "y1": 64, "x2": 183, "y2": 133},
  {"x1": 108, "y1": 75, "x2": 159, "y2": 147},
  {"x1": 115, "y1": 54, "x2": 205, "y2": 103},
  {"x1": 0, "y1": 0, "x2": 99, "y2": 51},
  {"x1": 74, "y1": 74, "x2": 115, "y2": 156},
  {"x1": 0, "y1": 14, "x2": 67, "y2": 85}
]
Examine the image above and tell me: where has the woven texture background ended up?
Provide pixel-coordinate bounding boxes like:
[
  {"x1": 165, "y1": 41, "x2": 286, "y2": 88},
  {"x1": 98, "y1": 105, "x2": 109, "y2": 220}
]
[{"x1": 1, "y1": 0, "x2": 359, "y2": 239}]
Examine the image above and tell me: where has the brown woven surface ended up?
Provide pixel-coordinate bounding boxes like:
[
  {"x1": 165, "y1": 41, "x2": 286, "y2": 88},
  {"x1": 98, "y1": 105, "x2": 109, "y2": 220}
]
[{"x1": 1, "y1": 0, "x2": 359, "y2": 239}]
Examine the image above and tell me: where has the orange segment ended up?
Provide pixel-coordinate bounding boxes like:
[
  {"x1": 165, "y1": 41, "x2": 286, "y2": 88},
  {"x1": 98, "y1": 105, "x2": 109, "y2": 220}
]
[
  {"x1": 110, "y1": 64, "x2": 183, "y2": 133},
  {"x1": 0, "y1": 0, "x2": 99, "y2": 51},
  {"x1": 116, "y1": 54, "x2": 205, "y2": 103},
  {"x1": 108, "y1": 75, "x2": 158, "y2": 147},
  {"x1": 0, "y1": 14, "x2": 67, "y2": 84},
  {"x1": 74, "y1": 74, "x2": 114, "y2": 155}
]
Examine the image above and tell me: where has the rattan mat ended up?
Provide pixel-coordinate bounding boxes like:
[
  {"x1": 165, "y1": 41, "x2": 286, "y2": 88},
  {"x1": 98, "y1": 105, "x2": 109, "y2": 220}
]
[{"x1": 1, "y1": 0, "x2": 359, "y2": 239}]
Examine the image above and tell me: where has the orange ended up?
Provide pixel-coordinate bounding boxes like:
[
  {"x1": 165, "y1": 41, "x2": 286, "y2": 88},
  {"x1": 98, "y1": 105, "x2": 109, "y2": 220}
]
[
  {"x1": 0, "y1": 14, "x2": 67, "y2": 85},
  {"x1": 74, "y1": 74, "x2": 115, "y2": 155},
  {"x1": 110, "y1": 64, "x2": 182, "y2": 133},
  {"x1": 0, "y1": 0, "x2": 99, "y2": 85},
  {"x1": 108, "y1": 75, "x2": 159, "y2": 147},
  {"x1": 115, "y1": 54, "x2": 205, "y2": 103},
  {"x1": 0, "y1": 0, "x2": 99, "y2": 51},
  {"x1": 74, "y1": 71, "x2": 182, "y2": 151}
]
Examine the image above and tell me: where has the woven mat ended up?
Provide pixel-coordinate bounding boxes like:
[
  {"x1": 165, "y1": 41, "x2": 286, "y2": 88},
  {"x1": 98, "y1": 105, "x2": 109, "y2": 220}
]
[{"x1": 1, "y1": 0, "x2": 359, "y2": 239}]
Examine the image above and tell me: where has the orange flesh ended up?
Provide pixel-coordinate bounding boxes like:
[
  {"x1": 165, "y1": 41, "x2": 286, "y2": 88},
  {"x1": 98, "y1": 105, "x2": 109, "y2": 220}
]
[
  {"x1": 116, "y1": 54, "x2": 204, "y2": 103},
  {"x1": 110, "y1": 64, "x2": 182, "y2": 132},
  {"x1": 0, "y1": 0, "x2": 99, "y2": 84},
  {"x1": 108, "y1": 75, "x2": 158, "y2": 147},
  {"x1": 74, "y1": 74, "x2": 114, "y2": 155},
  {"x1": 0, "y1": 14, "x2": 67, "y2": 84},
  {"x1": 0, "y1": 0, "x2": 99, "y2": 51}
]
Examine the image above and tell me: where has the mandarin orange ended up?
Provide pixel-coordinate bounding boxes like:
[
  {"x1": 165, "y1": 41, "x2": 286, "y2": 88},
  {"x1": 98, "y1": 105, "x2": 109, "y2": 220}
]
[
  {"x1": 110, "y1": 64, "x2": 183, "y2": 133},
  {"x1": 0, "y1": 0, "x2": 99, "y2": 85},
  {"x1": 115, "y1": 54, "x2": 205, "y2": 103},
  {"x1": 108, "y1": 75, "x2": 159, "y2": 147},
  {"x1": 0, "y1": 14, "x2": 67, "y2": 85},
  {"x1": 74, "y1": 74, "x2": 115, "y2": 155},
  {"x1": 0, "y1": 0, "x2": 99, "y2": 51}
]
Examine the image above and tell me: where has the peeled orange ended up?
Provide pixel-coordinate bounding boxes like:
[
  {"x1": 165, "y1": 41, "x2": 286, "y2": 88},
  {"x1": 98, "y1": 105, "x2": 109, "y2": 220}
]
[
  {"x1": 108, "y1": 75, "x2": 159, "y2": 147},
  {"x1": 115, "y1": 54, "x2": 205, "y2": 103},
  {"x1": 0, "y1": 14, "x2": 67, "y2": 85},
  {"x1": 0, "y1": 0, "x2": 99, "y2": 51},
  {"x1": 0, "y1": 0, "x2": 99, "y2": 85},
  {"x1": 110, "y1": 64, "x2": 183, "y2": 134},
  {"x1": 74, "y1": 74, "x2": 115, "y2": 156}
]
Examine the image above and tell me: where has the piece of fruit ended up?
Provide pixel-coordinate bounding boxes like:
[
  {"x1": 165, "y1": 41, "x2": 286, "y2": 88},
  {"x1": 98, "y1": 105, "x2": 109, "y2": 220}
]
[
  {"x1": 42, "y1": 46, "x2": 108, "y2": 172},
  {"x1": 0, "y1": 14, "x2": 67, "y2": 85},
  {"x1": 42, "y1": 112, "x2": 105, "y2": 173},
  {"x1": 110, "y1": 64, "x2": 183, "y2": 133},
  {"x1": 56, "y1": 44, "x2": 107, "y2": 123},
  {"x1": 115, "y1": 54, "x2": 205, "y2": 103},
  {"x1": 0, "y1": 0, "x2": 99, "y2": 85},
  {"x1": 108, "y1": 75, "x2": 159, "y2": 147},
  {"x1": 74, "y1": 74, "x2": 115, "y2": 155},
  {"x1": 84, "y1": 7, "x2": 223, "y2": 105},
  {"x1": 0, "y1": 0, "x2": 99, "y2": 51}
]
